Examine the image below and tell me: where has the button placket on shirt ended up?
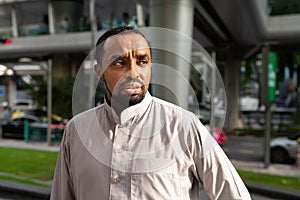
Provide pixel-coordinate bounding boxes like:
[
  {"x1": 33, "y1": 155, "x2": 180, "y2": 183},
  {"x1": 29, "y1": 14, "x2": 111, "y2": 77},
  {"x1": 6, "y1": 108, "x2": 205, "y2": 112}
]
[
  {"x1": 115, "y1": 123, "x2": 130, "y2": 147},
  {"x1": 109, "y1": 124, "x2": 130, "y2": 200},
  {"x1": 111, "y1": 175, "x2": 121, "y2": 184},
  {"x1": 117, "y1": 145, "x2": 129, "y2": 153}
]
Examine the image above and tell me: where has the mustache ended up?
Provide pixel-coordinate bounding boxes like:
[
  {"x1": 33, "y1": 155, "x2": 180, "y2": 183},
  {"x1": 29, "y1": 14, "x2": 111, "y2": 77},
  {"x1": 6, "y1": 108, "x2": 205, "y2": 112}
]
[{"x1": 118, "y1": 77, "x2": 144, "y2": 89}]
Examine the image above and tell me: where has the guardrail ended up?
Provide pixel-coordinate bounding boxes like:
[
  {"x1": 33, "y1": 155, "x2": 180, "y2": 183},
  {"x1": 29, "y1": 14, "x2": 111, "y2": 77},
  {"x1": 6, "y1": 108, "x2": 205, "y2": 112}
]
[
  {"x1": 241, "y1": 107, "x2": 297, "y2": 131},
  {"x1": 23, "y1": 120, "x2": 64, "y2": 143}
]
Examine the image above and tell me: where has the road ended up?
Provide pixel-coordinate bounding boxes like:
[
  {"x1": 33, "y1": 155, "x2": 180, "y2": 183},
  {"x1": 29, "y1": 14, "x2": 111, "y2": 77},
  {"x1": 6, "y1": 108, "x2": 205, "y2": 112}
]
[{"x1": 222, "y1": 135, "x2": 264, "y2": 162}]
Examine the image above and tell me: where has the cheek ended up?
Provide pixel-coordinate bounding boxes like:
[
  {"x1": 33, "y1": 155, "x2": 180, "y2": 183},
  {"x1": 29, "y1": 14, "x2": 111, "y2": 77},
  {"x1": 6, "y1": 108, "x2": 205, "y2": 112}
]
[
  {"x1": 142, "y1": 68, "x2": 151, "y2": 82},
  {"x1": 103, "y1": 72, "x2": 121, "y2": 90},
  {"x1": 108, "y1": 70, "x2": 134, "y2": 91}
]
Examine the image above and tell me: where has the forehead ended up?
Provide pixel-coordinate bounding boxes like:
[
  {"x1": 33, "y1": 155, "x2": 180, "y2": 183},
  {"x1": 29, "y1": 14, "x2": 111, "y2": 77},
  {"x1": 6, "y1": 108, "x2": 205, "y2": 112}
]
[{"x1": 102, "y1": 33, "x2": 150, "y2": 57}]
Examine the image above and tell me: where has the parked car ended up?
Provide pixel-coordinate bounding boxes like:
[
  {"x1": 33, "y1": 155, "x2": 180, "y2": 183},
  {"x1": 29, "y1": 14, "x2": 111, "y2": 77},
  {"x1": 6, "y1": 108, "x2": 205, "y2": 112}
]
[
  {"x1": 270, "y1": 132, "x2": 300, "y2": 163},
  {"x1": 10, "y1": 109, "x2": 67, "y2": 125},
  {"x1": 2, "y1": 113, "x2": 65, "y2": 139},
  {"x1": 2, "y1": 114, "x2": 42, "y2": 139}
]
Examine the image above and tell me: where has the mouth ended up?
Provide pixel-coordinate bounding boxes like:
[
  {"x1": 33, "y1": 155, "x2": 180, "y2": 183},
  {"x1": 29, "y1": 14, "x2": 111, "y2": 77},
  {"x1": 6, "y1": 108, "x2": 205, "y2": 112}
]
[{"x1": 122, "y1": 83, "x2": 143, "y2": 95}]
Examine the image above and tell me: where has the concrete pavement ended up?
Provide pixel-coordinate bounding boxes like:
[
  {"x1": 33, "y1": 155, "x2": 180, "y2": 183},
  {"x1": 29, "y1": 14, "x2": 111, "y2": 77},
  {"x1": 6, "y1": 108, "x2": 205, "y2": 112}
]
[
  {"x1": 232, "y1": 160, "x2": 300, "y2": 200},
  {"x1": 0, "y1": 139, "x2": 59, "y2": 152},
  {"x1": 232, "y1": 160, "x2": 300, "y2": 178},
  {"x1": 0, "y1": 138, "x2": 300, "y2": 199}
]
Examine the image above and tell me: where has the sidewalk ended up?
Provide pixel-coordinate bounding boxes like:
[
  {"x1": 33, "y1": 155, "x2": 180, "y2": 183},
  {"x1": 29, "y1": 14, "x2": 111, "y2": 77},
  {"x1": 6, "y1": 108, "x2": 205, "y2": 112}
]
[
  {"x1": 232, "y1": 160, "x2": 300, "y2": 200},
  {"x1": 0, "y1": 138, "x2": 60, "y2": 152},
  {"x1": 0, "y1": 138, "x2": 300, "y2": 199},
  {"x1": 232, "y1": 159, "x2": 300, "y2": 178}
]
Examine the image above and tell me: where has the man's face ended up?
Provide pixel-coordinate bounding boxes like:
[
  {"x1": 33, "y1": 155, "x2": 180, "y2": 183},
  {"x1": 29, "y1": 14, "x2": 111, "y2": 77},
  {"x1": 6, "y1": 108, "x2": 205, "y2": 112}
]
[{"x1": 98, "y1": 33, "x2": 151, "y2": 107}]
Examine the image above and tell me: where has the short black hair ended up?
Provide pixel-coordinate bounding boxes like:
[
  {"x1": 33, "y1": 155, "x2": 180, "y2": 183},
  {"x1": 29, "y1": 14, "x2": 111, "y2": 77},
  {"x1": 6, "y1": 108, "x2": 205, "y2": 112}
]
[
  {"x1": 95, "y1": 26, "x2": 150, "y2": 63},
  {"x1": 96, "y1": 25, "x2": 135, "y2": 47}
]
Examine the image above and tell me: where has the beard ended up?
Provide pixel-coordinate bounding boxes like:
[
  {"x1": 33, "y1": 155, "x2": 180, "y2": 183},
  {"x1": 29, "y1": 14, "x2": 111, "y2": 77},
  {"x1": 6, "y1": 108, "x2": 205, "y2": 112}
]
[
  {"x1": 112, "y1": 85, "x2": 146, "y2": 107},
  {"x1": 104, "y1": 79, "x2": 147, "y2": 109}
]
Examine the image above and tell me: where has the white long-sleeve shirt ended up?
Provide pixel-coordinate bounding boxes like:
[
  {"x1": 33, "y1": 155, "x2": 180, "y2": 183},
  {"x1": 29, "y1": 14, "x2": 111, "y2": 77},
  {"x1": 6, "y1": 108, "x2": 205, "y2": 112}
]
[{"x1": 51, "y1": 92, "x2": 251, "y2": 200}]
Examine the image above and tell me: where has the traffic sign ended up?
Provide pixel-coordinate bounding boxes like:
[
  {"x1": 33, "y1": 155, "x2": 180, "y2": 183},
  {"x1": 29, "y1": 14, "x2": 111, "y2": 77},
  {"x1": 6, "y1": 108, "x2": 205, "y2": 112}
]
[
  {"x1": 0, "y1": 86, "x2": 4, "y2": 96},
  {"x1": 268, "y1": 52, "x2": 277, "y2": 102}
]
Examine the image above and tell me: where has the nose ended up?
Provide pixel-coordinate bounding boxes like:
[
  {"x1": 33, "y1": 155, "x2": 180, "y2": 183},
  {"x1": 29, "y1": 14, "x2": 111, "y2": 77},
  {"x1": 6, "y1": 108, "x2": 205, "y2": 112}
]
[{"x1": 127, "y1": 58, "x2": 139, "y2": 79}]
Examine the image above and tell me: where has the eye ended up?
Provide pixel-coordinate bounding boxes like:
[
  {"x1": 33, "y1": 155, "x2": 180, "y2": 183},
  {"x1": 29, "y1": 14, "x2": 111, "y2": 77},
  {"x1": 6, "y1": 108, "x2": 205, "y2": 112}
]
[
  {"x1": 137, "y1": 59, "x2": 148, "y2": 66},
  {"x1": 112, "y1": 60, "x2": 125, "y2": 67}
]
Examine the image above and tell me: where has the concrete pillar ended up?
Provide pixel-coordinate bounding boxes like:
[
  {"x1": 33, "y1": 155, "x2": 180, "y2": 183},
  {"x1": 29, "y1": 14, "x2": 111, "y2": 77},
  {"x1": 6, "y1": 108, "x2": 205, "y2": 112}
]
[
  {"x1": 48, "y1": 0, "x2": 55, "y2": 34},
  {"x1": 136, "y1": 3, "x2": 145, "y2": 27},
  {"x1": 149, "y1": 0, "x2": 194, "y2": 109},
  {"x1": 53, "y1": 53, "x2": 84, "y2": 78},
  {"x1": 11, "y1": 4, "x2": 18, "y2": 37},
  {"x1": 70, "y1": 53, "x2": 85, "y2": 77},
  {"x1": 7, "y1": 77, "x2": 16, "y2": 108},
  {"x1": 53, "y1": 54, "x2": 70, "y2": 78},
  {"x1": 224, "y1": 57, "x2": 244, "y2": 130}
]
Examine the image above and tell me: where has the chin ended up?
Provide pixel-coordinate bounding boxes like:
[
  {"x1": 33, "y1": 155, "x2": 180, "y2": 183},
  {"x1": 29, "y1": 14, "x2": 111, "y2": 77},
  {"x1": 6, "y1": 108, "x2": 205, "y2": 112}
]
[{"x1": 129, "y1": 94, "x2": 145, "y2": 106}]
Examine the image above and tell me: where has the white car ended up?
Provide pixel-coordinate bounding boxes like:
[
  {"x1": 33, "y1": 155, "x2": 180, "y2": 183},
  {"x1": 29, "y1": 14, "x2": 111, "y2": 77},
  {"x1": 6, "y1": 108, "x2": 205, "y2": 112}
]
[{"x1": 270, "y1": 132, "x2": 300, "y2": 163}]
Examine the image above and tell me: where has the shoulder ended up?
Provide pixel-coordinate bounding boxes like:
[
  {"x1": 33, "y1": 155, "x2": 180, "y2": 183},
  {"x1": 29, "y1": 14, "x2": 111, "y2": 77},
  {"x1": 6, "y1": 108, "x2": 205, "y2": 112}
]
[
  {"x1": 70, "y1": 104, "x2": 105, "y2": 121},
  {"x1": 151, "y1": 97, "x2": 200, "y2": 124},
  {"x1": 65, "y1": 104, "x2": 105, "y2": 133},
  {"x1": 61, "y1": 105, "x2": 107, "y2": 146},
  {"x1": 151, "y1": 97, "x2": 198, "y2": 119},
  {"x1": 151, "y1": 97, "x2": 213, "y2": 154}
]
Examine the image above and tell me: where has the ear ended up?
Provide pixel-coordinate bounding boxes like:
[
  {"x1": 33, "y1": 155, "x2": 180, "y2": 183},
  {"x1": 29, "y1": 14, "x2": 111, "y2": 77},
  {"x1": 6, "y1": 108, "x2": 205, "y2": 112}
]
[{"x1": 94, "y1": 64, "x2": 104, "y2": 80}]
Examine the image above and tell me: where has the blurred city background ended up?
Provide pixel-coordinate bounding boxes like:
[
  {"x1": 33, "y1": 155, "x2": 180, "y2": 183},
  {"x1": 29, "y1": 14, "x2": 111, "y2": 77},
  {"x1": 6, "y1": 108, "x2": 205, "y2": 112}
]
[{"x1": 0, "y1": 0, "x2": 300, "y2": 199}]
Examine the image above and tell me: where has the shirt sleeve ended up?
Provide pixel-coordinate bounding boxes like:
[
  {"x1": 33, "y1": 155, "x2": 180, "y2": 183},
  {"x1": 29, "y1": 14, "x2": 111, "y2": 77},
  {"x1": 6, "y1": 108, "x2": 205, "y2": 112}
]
[
  {"x1": 50, "y1": 126, "x2": 75, "y2": 200},
  {"x1": 192, "y1": 118, "x2": 252, "y2": 200}
]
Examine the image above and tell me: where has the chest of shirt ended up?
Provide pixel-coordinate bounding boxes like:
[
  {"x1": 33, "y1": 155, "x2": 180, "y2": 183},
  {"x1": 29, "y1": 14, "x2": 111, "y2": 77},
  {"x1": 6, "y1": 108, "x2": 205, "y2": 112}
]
[{"x1": 69, "y1": 125, "x2": 197, "y2": 200}]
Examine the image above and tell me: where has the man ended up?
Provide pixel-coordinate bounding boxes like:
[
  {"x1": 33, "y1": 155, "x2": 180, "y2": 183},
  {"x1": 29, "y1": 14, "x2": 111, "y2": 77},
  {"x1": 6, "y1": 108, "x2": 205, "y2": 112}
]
[{"x1": 51, "y1": 26, "x2": 251, "y2": 199}]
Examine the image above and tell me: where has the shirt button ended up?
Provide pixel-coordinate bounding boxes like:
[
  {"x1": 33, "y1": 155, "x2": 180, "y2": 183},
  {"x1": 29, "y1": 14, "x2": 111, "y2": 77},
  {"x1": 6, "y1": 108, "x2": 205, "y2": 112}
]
[
  {"x1": 117, "y1": 146, "x2": 128, "y2": 153},
  {"x1": 117, "y1": 148, "x2": 123, "y2": 153},
  {"x1": 122, "y1": 146, "x2": 129, "y2": 151},
  {"x1": 111, "y1": 176, "x2": 121, "y2": 184}
]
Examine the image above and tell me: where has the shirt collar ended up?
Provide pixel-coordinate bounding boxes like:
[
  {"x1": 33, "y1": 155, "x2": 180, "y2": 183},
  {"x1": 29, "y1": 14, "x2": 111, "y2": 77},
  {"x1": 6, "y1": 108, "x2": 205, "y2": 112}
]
[{"x1": 104, "y1": 92, "x2": 152, "y2": 125}]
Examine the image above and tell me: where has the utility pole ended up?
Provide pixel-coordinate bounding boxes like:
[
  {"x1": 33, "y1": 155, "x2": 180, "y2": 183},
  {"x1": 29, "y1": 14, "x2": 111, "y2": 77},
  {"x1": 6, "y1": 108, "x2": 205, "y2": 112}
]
[
  {"x1": 211, "y1": 52, "x2": 216, "y2": 132},
  {"x1": 262, "y1": 44, "x2": 271, "y2": 168},
  {"x1": 88, "y1": 0, "x2": 96, "y2": 108},
  {"x1": 47, "y1": 59, "x2": 53, "y2": 146}
]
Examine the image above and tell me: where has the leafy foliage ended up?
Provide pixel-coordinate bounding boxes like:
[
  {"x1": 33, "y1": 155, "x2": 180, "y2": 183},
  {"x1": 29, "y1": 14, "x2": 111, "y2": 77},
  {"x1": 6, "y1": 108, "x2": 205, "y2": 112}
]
[
  {"x1": 52, "y1": 77, "x2": 74, "y2": 119},
  {"x1": 29, "y1": 77, "x2": 75, "y2": 119}
]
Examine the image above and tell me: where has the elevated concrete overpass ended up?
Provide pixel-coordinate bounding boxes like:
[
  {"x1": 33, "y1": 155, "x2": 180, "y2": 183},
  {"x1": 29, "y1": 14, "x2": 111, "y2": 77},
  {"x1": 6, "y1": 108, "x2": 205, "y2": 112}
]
[{"x1": 0, "y1": 0, "x2": 300, "y2": 129}]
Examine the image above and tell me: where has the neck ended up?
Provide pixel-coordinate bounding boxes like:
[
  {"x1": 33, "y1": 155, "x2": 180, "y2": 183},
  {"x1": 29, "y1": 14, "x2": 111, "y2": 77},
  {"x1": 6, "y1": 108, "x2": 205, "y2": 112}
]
[
  {"x1": 106, "y1": 92, "x2": 146, "y2": 117},
  {"x1": 105, "y1": 93, "x2": 130, "y2": 117}
]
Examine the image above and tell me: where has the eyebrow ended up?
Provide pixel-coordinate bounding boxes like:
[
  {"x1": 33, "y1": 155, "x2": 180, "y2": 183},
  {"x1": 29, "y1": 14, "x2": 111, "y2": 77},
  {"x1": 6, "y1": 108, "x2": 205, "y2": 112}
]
[
  {"x1": 136, "y1": 54, "x2": 150, "y2": 60},
  {"x1": 110, "y1": 55, "x2": 124, "y2": 61},
  {"x1": 110, "y1": 53, "x2": 150, "y2": 61}
]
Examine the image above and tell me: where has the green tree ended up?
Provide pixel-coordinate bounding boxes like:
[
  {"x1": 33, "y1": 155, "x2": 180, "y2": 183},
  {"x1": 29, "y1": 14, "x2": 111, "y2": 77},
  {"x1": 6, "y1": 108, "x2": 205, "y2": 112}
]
[
  {"x1": 52, "y1": 77, "x2": 74, "y2": 119},
  {"x1": 29, "y1": 77, "x2": 74, "y2": 119}
]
